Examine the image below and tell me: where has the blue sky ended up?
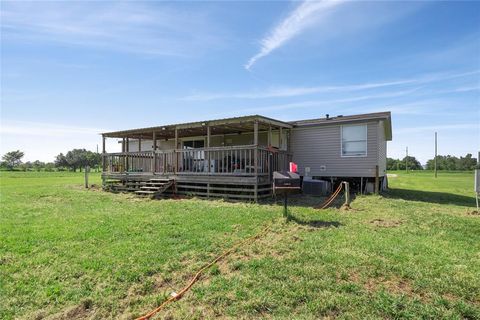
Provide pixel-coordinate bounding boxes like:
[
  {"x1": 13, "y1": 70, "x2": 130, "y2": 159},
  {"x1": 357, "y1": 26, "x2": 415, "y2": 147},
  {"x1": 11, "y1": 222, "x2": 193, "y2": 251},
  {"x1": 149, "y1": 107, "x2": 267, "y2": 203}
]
[{"x1": 1, "y1": 0, "x2": 479, "y2": 163}]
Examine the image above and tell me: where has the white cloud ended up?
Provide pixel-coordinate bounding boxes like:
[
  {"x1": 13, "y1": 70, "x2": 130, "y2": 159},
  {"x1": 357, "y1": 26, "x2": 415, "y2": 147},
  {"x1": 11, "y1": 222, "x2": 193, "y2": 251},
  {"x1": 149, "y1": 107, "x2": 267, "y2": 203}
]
[
  {"x1": 1, "y1": 2, "x2": 221, "y2": 56},
  {"x1": 208, "y1": 88, "x2": 419, "y2": 118},
  {"x1": 395, "y1": 123, "x2": 479, "y2": 134},
  {"x1": 184, "y1": 69, "x2": 480, "y2": 101},
  {"x1": 0, "y1": 120, "x2": 120, "y2": 161},
  {"x1": 0, "y1": 121, "x2": 109, "y2": 137},
  {"x1": 245, "y1": 0, "x2": 345, "y2": 70}
]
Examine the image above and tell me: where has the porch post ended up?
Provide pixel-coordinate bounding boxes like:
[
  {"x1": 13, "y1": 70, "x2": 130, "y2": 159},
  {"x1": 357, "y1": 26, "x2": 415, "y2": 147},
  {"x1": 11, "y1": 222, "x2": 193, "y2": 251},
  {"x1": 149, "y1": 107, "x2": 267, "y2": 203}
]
[
  {"x1": 102, "y1": 135, "x2": 106, "y2": 187},
  {"x1": 279, "y1": 127, "x2": 283, "y2": 150},
  {"x1": 125, "y1": 137, "x2": 129, "y2": 172},
  {"x1": 254, "y1": 120, "x2": 259, "y2": 202},
  {"x1": 153, "y1": 132, "x2": 157, "y2": 173},
  {"x1": 207, "y1": 125, "x2": 211, "y2": 173},
  {"x1": 122, "y1": 137, "x2": 126, "y2": 173},
  {"x1": 268, "y1": 125, "x2": 272, "y2": 147},
  {"x1": 207, "y1": 125, "x2": 211, "y2": 198},
  {"x1": 175, "y1": 127, "x2": 178, "y2": 174}
]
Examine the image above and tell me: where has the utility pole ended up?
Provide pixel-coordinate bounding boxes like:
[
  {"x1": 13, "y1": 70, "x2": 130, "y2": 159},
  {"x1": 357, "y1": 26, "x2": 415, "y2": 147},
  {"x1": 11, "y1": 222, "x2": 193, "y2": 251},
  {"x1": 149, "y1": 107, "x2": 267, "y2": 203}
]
[
  {"x1": 434, "y1": 132, "x2": 438, "y2": 178},
  {"x1": 405, "y1": 146, "x2": 408, "y2": 173}
]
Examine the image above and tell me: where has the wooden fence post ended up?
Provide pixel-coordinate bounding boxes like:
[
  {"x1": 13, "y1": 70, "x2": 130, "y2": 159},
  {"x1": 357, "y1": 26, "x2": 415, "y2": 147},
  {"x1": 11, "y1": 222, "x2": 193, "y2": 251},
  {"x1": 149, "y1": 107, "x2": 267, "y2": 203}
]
[{"x1": 84, "y1": 165, "x2": 89, "y2": 188}]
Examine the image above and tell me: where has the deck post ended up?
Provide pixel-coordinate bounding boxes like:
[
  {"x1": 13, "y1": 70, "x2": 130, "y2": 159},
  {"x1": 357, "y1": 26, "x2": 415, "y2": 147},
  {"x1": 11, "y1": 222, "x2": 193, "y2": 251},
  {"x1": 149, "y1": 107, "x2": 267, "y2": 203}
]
[
  {"x1": 207, "y1": 125, "x2": 211, "y2": 173},
  {"x1": 125, "y1": 137, "x2": 129, "y2": 172},
  {"x1": 122, "y1": 138, "x2": 126, "y2": 173},
  {"x1": 153, "y1": 132, "x2": 157, "y2": 173},
  {"x1": 175, "y1": 128, "x2": 178, "y2": 174},
  {"x1": 268, "y1": 125, "x2": 272, "y2": 147},
  {"x1": 207, "y1": 125, "x2": 211, "y2": 197},
  {"x1": 102, "y1": 135, "x2": 106, "y2": 187},
  {"x1": 279, "y1": 127, "x2": 283, "y2": 150},
  {"x1": 254, "y1": 120, "x2": 259, "y2": 202},
  {"x1": 375, "y1": 165, "x2": 379, "y2": 194}
]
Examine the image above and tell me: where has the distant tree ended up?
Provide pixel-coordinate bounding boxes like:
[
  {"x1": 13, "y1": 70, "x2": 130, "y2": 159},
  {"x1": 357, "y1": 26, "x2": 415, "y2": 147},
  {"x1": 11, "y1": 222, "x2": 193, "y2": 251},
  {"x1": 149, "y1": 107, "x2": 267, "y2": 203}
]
[
  {"x1": 2, "y1": 150, "x2": 24, "y2": 170},
  {"x1": 457, "y1": 153, "x2": 477, "y2": 170},
  {"x1": 44, "y1": 162, "x2": 55, "y2": 172},
  {"x1": 32, "y1": 160, "x2": 45, "y2": 171},
  {"x1": 85, "y1": 151, "x2": 101, "y2": 170},
  {"x1": 426, "y1": 153, "x2": 477, "y2": 171},
  {"x1": 66, "y1": 149, "x2": 90, "y2": 171},
  {"x1": 55, "y1": 153, "x2": 69, "y2": 170},
  {"x1": 386, "y1": 158, "x2": 398, "y2": 171},
  {"x1": 403, "y1": 156, "x2": 423, "y2": 170},
  {"x1": 19, "y1": 161, "x2": 33, "y2": 172}
]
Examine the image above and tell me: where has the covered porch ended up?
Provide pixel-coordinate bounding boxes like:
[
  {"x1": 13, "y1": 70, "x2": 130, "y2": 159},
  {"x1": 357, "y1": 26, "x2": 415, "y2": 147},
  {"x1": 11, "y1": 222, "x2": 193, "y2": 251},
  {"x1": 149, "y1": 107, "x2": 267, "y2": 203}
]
[{"x1": 101, "y1": 115, "x2": 292, "y2": 200}]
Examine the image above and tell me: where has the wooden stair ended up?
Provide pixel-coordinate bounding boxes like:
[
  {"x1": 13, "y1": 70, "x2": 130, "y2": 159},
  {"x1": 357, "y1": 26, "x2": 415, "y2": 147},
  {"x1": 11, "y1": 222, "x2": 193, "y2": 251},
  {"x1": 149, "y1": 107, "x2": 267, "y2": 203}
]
[{"x1": 134, "y1": 178, "x2": 174, "y2": 198}]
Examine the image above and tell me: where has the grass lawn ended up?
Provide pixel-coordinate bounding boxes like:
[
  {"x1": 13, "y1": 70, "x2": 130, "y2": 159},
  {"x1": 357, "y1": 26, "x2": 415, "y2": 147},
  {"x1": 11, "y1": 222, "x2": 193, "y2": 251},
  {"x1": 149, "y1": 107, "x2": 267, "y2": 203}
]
[{"x1": 1, "y1": 171, "x2": 479, "y2": 319}]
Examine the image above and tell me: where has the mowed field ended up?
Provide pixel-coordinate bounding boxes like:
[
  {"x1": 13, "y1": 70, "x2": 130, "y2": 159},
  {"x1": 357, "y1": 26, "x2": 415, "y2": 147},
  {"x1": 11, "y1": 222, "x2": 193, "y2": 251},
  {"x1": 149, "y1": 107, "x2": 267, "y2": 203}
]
[{"x1": 1, "y1": 171, "x2": 479, "y2": 319}]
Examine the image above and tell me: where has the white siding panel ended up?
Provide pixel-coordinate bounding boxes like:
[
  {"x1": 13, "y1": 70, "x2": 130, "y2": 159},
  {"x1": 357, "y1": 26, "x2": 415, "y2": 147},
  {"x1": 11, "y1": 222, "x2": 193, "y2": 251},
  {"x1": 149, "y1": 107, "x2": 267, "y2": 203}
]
[{"x1": 290, "y1": 121, "x2": 382, "y2": 177}]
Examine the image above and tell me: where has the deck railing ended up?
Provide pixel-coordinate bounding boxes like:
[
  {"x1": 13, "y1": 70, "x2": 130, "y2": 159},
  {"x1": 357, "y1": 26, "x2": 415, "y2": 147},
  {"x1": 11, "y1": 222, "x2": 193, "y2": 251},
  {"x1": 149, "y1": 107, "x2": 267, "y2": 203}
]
[{"x1": 103, "y1": 145, "x2": 290, "y2": 177}]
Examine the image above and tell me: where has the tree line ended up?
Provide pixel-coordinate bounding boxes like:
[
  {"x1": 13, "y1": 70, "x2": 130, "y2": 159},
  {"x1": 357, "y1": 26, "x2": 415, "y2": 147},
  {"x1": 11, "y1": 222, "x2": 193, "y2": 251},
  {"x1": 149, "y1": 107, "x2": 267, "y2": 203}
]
[
  {"x1": 1, "y1": 149, "x2": 101, "y2": 172},
  {"x1": 2, "y1": 149, "x2": 479, "y2": 172},
  {"x1": 387, "y1": 153, "x2": 479, "y2": 171}
]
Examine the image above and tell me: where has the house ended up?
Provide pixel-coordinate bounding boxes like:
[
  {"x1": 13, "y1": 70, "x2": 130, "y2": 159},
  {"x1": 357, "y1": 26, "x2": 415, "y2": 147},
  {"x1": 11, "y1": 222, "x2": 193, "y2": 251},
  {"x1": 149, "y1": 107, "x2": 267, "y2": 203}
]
[{"x1": 101, "y1": 111, "x2": 392, "y2": 200}]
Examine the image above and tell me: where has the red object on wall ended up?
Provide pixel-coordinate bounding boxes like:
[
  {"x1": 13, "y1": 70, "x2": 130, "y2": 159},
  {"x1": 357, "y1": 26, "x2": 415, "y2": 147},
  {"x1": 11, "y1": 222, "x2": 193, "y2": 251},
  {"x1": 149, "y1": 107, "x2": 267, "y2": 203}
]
[{"x1": 289, "y1": 162, "x2": 298, "y2": 173}]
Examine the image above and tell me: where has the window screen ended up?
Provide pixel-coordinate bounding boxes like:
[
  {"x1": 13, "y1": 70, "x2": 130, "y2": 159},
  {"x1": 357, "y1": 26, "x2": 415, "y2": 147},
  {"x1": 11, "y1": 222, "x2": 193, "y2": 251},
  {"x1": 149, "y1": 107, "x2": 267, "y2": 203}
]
[
  {"x1": 183, "y1": 140, "x2": 205, "y2": 149},
  {"x1": 342, "y1": 125, "x2": 367, "y2": 156}
]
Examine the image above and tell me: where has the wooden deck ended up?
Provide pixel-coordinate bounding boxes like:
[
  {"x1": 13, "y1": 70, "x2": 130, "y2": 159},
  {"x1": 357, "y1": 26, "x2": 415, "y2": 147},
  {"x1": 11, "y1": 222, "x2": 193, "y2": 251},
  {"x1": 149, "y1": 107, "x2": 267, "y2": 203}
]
[{"x1": 102, "y1": 146, "x2": 290, "y2": 201}]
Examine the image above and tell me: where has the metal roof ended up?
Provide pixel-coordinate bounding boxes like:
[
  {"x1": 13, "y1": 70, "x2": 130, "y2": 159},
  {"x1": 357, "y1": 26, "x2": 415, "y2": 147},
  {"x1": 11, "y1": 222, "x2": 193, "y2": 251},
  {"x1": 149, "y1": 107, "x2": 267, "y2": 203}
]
[
  {"x1": 289, "y1": 111, "x2": 392, "y2": 140},
  {"x1": 102, "y1": 114, "x2": 292, "y2": 139},
  {"x1": 101, "y1": 111, "x2": 392, "y2": 141}
]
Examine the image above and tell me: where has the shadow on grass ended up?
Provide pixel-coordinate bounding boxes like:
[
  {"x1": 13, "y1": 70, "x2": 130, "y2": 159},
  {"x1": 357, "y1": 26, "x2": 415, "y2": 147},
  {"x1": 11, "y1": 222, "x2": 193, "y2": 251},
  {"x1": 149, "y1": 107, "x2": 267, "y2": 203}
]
[
  {"x1": 385, "y1": 188, "x2": 475, "y2": 207},
  {"x1": 267, "y1": 193, "x2": 351, "y2": 209},
  {"x1": 287, "y1": 214, "x2": 342, "y2": 228}
]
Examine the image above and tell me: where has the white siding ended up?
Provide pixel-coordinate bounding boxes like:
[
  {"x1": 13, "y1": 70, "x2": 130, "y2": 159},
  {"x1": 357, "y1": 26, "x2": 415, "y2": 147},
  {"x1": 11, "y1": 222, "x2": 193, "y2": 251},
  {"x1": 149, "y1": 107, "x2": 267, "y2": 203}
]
[{"x1": 290, "y1": 121, "x2": 383, "y2": 177}]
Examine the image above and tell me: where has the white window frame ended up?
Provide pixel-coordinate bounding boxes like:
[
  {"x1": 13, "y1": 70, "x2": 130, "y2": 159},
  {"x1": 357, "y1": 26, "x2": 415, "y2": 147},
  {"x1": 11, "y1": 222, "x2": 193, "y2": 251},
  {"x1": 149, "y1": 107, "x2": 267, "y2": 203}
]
[{"x1": 341, "y1": 124, "x2": 368, "y2": 157}]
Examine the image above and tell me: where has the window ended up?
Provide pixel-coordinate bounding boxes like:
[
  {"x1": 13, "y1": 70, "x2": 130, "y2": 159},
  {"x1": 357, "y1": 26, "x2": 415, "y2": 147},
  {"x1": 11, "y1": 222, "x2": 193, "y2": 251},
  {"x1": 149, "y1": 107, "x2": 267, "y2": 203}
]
[
  {"x1": 183, "y1": 140, "x2": 205, "y2": 149},
  {"x1": 341, "y1": 124, "x2": 367, "y2": 157}
]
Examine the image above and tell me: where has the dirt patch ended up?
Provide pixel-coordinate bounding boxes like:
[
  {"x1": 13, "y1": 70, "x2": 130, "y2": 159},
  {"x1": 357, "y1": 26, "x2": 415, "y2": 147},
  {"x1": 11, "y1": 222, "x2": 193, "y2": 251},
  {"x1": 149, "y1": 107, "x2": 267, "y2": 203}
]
[
  {"x1": 467, "y1": 210, "x2": 480, "y2": 216},
  {"x1": 345, "y1": 272, "x2": 428, "y2": 302},
  {"x1": 45, "y1": 299, "x2": 94, "y2": 319},
  {"x1": 370, "y1": 218, "x2": 402, "y2": 228},
  {"x1": 387, "y1": 173, "x2": 398, "y2": 178}
]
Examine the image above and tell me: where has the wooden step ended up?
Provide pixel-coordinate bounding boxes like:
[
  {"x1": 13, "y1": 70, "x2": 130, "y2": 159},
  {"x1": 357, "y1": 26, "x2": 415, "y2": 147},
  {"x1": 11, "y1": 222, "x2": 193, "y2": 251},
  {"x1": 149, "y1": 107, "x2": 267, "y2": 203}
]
[
  {"x1": 135, "y1": 190, "x2": 157, "y2": 195},
  {"x1": 140, "y1": 187, "x2": 162, "y2": 191}
]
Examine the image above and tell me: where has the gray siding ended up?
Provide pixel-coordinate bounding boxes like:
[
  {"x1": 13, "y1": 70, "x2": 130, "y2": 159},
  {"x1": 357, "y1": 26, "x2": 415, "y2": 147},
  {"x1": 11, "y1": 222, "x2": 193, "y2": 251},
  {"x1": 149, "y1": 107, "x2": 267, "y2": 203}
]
[
  {"x1": 378, "y1": 120, "x2": 387, "y2": 175},
  {"x1": 290, "y1": 121, "x2": 384, "y2": 177}
]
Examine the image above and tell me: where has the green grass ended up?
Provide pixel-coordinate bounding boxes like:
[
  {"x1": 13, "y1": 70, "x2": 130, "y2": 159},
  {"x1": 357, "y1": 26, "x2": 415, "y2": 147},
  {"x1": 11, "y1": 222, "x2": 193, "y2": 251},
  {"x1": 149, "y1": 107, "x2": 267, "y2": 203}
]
[{"x1": 1, "y1": 171, "x2": 479, "y2": 319}]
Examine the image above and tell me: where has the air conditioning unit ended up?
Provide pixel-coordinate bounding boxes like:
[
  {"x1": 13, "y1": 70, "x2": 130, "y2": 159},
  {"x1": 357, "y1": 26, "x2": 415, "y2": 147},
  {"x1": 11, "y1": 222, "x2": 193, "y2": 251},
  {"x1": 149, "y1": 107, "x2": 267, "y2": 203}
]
[{"x1": 302, "y1": 179, "x2": 330, "y2": 196}]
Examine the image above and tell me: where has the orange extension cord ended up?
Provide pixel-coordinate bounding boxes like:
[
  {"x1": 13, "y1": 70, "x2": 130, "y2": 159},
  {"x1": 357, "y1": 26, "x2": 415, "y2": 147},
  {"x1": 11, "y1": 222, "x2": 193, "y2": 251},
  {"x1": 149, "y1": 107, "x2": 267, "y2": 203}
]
[
  {"x1": 135, "y1": 225, "x2": 271, "y2": 320},
  {"x1": 315, "y1": 182, "x2": 344, "y2": 209},
  {"x1": 136, "y1": 184, "x2": 344, "y2": 319}
]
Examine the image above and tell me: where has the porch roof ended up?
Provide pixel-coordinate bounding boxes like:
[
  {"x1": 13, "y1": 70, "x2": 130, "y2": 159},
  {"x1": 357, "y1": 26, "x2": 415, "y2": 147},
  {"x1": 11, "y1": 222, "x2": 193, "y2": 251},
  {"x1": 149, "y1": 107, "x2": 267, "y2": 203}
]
[{"x1": 102, "y1": 115, "x2": 292, "y2": 140}]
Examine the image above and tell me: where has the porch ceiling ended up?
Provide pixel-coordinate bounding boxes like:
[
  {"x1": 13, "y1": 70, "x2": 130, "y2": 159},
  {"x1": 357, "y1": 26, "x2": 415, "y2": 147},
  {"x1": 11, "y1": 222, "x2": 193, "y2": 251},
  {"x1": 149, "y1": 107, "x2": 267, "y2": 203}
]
[{"x1": 101, "y1": 115, "x2": 292, "y2": 140}]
